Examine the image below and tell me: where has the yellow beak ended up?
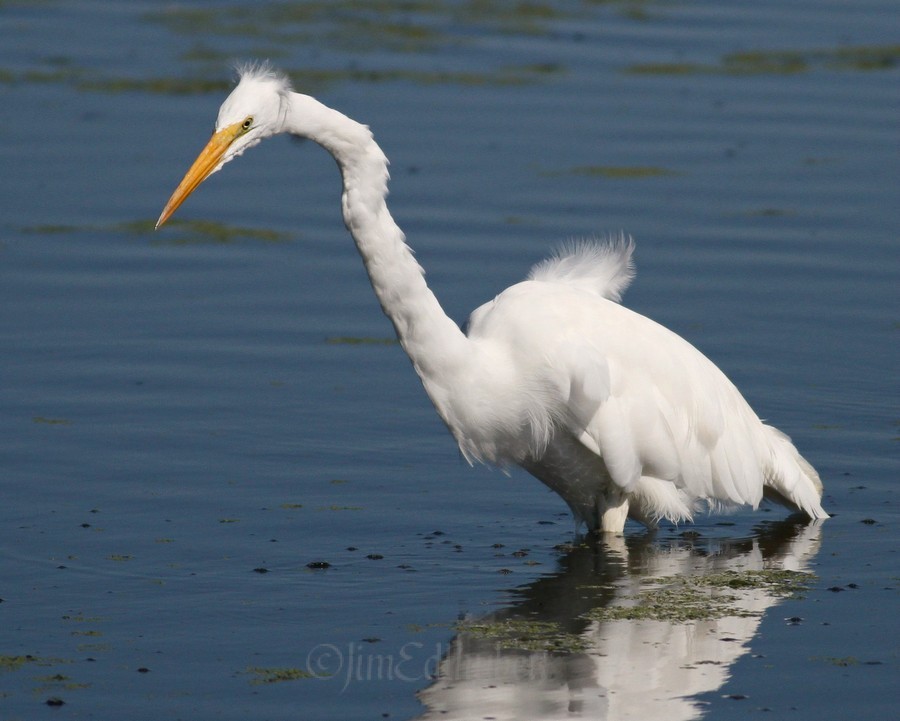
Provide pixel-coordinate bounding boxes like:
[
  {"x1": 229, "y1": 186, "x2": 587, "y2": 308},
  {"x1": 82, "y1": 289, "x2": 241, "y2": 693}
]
[{"x1": 156, "y1": 120, "x2": 246, "y2": 229}]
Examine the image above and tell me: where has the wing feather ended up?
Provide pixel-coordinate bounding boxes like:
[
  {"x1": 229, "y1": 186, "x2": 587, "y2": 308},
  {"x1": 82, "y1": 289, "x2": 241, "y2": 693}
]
[
  {"x1": 464, "y1": 238, "x2": 824, "y2": 524},
  {"x1": 562, "y1": 299, "x2": 770, "y2": 512}
]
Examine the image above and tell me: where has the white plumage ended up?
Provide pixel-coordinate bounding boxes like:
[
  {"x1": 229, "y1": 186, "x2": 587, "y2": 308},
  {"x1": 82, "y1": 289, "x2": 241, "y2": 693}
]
[{"x1": 157, "y1": 64, "x2": 828, "y2": 533}]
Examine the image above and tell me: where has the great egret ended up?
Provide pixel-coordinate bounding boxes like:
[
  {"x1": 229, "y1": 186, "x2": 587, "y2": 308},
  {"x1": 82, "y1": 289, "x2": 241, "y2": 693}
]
[{"x1": 157, "y1": 64, "x2": 827, "y2": 533}]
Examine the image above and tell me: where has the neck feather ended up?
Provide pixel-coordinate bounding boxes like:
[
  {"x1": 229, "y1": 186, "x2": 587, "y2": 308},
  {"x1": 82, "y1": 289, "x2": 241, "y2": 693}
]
[{"x1": 285, "y1": 93, "x2": 469, "y2": 394}]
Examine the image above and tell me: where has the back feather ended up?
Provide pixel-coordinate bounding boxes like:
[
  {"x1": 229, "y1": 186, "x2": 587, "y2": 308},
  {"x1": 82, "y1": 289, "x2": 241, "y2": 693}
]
[{"x1": 527, "y1": 234, "x2": 635, "y2": 302}]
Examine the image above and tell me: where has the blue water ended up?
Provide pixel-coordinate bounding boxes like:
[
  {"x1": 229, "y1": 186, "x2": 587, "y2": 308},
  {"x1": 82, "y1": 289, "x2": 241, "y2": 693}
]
[{"x1": 1, "y1": 2, "x2": 897, "y2": 719}]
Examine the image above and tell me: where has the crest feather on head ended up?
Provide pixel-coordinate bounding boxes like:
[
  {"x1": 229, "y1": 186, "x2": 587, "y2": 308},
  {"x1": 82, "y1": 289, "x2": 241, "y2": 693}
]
[{"x1": 234, "y1": 61, "x2": 293, "y2": 94}]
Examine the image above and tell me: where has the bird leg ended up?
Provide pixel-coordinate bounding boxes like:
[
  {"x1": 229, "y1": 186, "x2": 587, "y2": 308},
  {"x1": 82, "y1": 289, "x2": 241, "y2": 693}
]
[{"x1": 596, "y1": 495, "x2": 629, "y2": 534}]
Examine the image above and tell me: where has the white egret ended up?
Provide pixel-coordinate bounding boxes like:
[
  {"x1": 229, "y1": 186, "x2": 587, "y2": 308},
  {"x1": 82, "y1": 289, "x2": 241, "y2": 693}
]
[{"x1": 157, "y1": 64, "x2": 827, "y2": 533}]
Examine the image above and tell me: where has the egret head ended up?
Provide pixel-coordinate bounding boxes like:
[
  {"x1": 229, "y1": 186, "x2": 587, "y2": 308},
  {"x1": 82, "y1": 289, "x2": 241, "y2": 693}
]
[{"x1": 156, "y1": 64, "x2": 292, "y2": 228}]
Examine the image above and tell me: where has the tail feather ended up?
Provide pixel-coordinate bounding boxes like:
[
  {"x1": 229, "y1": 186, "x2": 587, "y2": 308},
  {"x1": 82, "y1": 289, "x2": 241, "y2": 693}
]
[{"x1": 762, "y1": 426, "x2": 828, "y2": 519}]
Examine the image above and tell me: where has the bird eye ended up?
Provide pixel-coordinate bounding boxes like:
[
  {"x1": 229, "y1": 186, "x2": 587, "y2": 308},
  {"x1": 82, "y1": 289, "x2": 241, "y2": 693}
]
[{"x1": 241, "y1": 116, "x2": 253, "y2": 131}]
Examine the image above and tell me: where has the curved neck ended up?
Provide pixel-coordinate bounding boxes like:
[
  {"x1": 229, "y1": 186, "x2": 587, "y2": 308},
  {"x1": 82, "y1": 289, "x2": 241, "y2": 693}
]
[{"x1": 286, "y1": 93, "x2": 469, "y2": 393}]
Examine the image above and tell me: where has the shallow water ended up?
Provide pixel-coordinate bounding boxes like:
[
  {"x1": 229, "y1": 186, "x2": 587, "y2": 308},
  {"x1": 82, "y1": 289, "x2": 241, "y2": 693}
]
[{"x1": 1, "y1": 1, "x2": 897, "y2": 719}]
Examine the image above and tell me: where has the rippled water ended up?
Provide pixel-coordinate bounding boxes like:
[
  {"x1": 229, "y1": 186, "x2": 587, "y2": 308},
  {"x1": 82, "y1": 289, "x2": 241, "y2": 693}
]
[{"x1": 1, "y1": 2, "x2": 897, "y2": 719}]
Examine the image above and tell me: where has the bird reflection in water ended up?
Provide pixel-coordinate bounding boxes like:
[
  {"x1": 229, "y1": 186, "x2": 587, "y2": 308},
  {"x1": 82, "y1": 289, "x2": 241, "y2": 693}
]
[{"x1": 415, "y1": 518, "x2": 823, "y2": 721}]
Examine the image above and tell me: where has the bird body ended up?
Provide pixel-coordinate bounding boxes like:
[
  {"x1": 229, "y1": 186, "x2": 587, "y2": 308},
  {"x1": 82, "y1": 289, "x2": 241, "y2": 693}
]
[{"x1": 157, "y1": 64, "x2": 827, "y2": 533}]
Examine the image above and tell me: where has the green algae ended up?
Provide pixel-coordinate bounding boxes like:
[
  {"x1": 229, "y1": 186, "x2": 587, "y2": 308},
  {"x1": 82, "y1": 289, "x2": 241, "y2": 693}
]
[
  {"x1": 21, "y1": 224, "x2": 80, "y2": 235},
  {"x1": 326, "y1": 336, "x2": 399, "y2": 346},
  {"x1": 61, "y1": 615, "x2": 105, "y2": 624},
  {"x1": 246, "y1": 666, "x2": 315, "y2": 684},
  {"x1": 145, "y1": 1, "x2": 560, "y2": 52},
  {"x1": 20, "y1": 219, "x2": 290, "y2": 245},
  {"x1": 4, "y1": 61, "x2": 561, "y2": 95},
  {"x1": 0, "y1": 655, "x2": 68, "y2": 673},
  {"x1": 586, "y1": 585, "x2": 750, "y2": 623},
  {"x1": 32, "y1": 416, "x2": 73, "y2": 426},
  {"x1": 818, "y1": 656, "x2": 859, "y2": 667},
  {"x1": 1, "y1": 1, "x2": 573, "y2": 98},
  {"x1": 586, "y1": 569, "x2": 815, "y2": 624},
  {"x1": 690, "y1": 569, "x2": 815, "y2": 596},
  {"x1": 141, "y1": 219, "x2": 290, "y2": 245},
  {"x1": 0, "y1": 656, "x2": 35, "y2": 672},
  {"x1": 547, "y1": 165, "x2": 678, "y2": 179},
  {"x1": 626, "y1": 44, "x2": 900, "y2": 76},
  {"x1": 458, "y1": 618, "x2": 588, "y2": 653},
  {"x1": 34, "y1": 673, "x2": 90, "y2": 692}
]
